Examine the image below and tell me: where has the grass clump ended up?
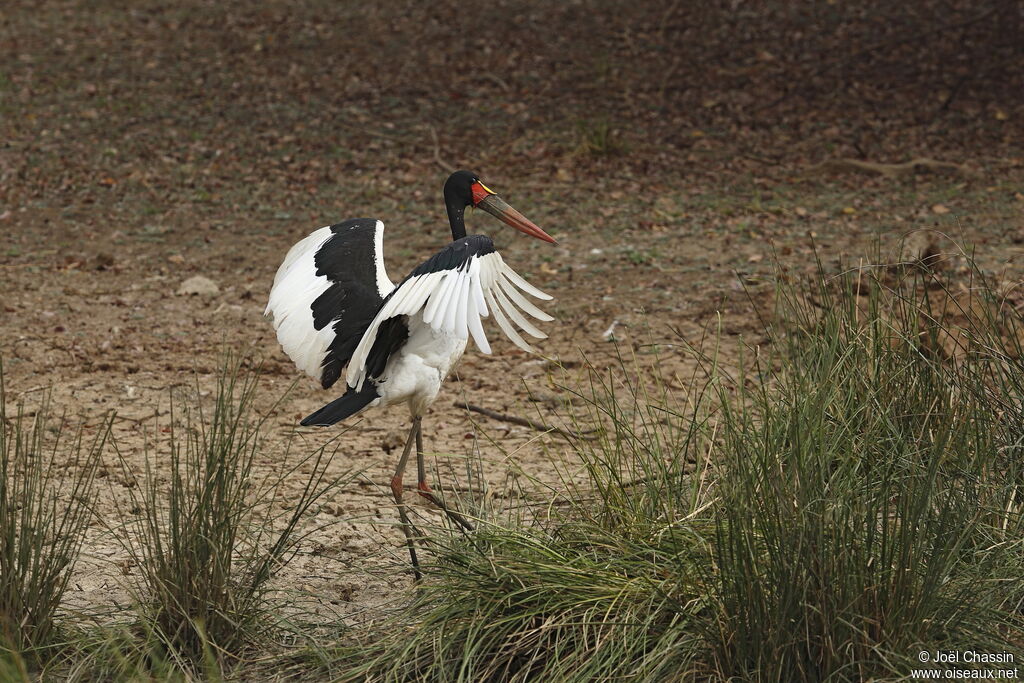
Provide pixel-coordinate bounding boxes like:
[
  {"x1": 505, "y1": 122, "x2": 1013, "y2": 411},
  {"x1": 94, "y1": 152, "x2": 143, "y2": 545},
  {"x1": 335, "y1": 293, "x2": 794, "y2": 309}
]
[
  {"x1": 325, "y1": 350, "x2": 716, "y2": 681},
  {"x1": 107, "y1": 359, "x2": 343, "y2": 675},
  {"x1": 322, "y1": 259, "x2": 1024, "y2": 682},
  {"x1": 573, "y1": 118, "x2": 629, "y2": 157},
  {"x1": 707, "y1": 268, "x2": 1024, "y2": 679},
  {"x1": 0, "y1": 362, "x2": 106, "y2": 669}
]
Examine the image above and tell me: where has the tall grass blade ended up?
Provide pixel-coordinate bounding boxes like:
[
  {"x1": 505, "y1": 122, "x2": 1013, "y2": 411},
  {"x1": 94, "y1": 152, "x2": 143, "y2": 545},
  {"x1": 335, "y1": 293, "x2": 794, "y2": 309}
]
[{"x1": 0, "y1": 360, "x2": 106, "y2": 667}]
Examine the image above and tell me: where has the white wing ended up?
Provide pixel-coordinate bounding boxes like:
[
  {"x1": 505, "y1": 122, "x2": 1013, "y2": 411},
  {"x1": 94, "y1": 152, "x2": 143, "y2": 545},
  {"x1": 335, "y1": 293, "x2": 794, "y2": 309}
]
[
  {"x1": 346, "y1": 250, "x2": 553, "y2": 389},
  {"x1": 265, "y1": 226, "x2": 336, "y2": 380},
  {"x1": 266, "y1": 219, "x2": 393, "y2": 386}
]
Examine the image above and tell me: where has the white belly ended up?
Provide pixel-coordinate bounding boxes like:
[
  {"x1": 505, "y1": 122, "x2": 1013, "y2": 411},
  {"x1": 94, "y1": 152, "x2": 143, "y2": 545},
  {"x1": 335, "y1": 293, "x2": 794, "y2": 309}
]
[{"x1": 373, "y1": 316, "x2": 468, "y2": 416}]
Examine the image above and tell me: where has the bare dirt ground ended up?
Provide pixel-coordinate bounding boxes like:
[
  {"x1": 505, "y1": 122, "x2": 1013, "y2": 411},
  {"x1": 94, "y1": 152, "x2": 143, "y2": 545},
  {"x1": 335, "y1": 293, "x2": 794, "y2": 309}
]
[{"x1": 2, "y1": 0, "x2": 1023, "y2": 628}]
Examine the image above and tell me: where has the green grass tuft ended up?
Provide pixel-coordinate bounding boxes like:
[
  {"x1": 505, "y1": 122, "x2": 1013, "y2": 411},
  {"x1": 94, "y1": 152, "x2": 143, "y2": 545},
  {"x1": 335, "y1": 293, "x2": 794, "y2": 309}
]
[
  {"x1": 706, "y1": 265, "x2": 1024, "y2": 679},
  {"x1": 0, "y1": 361, "x2": 107, "y2": 668},
  {"x1": 573, "y1": 118, "x2": 629, "y2": 157},
  {"x1": 102, "y1": 358, "x2": 345, "y2": 676}
]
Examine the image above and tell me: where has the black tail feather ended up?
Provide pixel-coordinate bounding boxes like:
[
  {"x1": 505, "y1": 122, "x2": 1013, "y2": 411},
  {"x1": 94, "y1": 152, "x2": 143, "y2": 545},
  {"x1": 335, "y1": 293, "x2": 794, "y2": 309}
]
[{"x1": 300, "y1": 385, "x2": 379, "y2": 426}]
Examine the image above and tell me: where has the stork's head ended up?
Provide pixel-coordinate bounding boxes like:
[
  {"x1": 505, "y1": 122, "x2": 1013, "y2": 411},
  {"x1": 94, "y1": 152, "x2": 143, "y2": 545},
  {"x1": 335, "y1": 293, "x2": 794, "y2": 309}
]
[{"x1": 444, "y1": 170, "x2": 556, "y2": 243}]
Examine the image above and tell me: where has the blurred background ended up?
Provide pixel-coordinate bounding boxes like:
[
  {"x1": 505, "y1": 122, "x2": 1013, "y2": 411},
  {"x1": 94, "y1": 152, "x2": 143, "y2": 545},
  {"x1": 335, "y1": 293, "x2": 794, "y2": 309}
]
[{"x1": 2, "y1": 0, "x2": 1021, "y2": 225}]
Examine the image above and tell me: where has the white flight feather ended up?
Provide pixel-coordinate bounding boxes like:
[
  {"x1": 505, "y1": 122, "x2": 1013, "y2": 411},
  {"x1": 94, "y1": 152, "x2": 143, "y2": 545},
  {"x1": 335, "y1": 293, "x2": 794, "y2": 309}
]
[
  {"x1": 395, "y1": 275, "x2": 434, "y2": 318},
  {"x1": 501, "y1": 264, "x2": 552, "y2": 300},
  {"x1": 466, "y1": 283, "x2": 491, "y2": 353},
  {"x1": 384, "y1": 275, "x2": 418, "y2": 313},
  {"x1": 484, "y1": 288, "x2": 533, "y2": 353},
  {"x1": 371, "y1": 220, "x2": 394, "y2": 298},
  {"x1": 453, "y1": 273, "x2": 470, "y2": 339},
  {"x1": 463, "y1": 260, "x2": 492, "y2": 353},
  {"x1": 492, "y1": 284, "x2": 547, "y2": 339},
  {"x1": 467, "y1": 257, "x2": 488, "y2": 320},
  {"x1": 472, "y1": 273, "x2": 489, "y2": 316},
  {"x1": 442, "y1": 270, "x2": 466, "y2": 333},
  {"x1": 423, "y1": 270, "x2": 455, "y2": 325},
  {"x1": 265, "y1": 227, "x2": 337, "y2": 380},
  {"x1": 496, "y1": 274, "x2": 554, "y2": 322},
  {"x1": 478, "y1": 253, "x2": 500, "y2": 288},
  {"x1": 404, "y1": 274, "x2": 437, "y2": 312},
  {"x1": 266, "y1": 226, "x2": 331, "y2": 298}
]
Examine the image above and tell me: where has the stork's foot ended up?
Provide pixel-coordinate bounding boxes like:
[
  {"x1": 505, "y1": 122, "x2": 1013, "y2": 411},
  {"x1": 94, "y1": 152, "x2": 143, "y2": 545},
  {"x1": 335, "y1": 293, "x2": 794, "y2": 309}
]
[{"x1": 417, "y1": 481, "x2": 476, "y2": 532}]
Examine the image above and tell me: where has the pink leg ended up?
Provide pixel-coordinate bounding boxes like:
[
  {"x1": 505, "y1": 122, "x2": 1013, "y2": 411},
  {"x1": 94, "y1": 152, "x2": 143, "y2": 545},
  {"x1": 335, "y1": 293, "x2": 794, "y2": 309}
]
[
  {"x1": 414, "y1": 420, "x2": 475, "y2": 532},
  {"x1": 390, "y1": 417, "x2": 422, "y2": 579}
]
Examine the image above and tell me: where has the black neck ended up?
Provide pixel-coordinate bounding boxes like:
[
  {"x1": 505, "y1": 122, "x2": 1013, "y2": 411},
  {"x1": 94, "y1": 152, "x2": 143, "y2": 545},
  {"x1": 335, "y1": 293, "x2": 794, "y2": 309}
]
[{"x1": 445, "y1": 195, "x2": 467, "y2": 242}]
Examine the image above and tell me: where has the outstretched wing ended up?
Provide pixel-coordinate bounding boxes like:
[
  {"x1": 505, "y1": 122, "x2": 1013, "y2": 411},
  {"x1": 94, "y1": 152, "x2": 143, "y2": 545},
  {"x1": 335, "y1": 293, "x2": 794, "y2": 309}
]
[
  {"x1": 346, "y1": 235, "x2": 553, "y2": 390},
  {"x1": 265, "y1": 218, "x2": 393, "y2": 389}
]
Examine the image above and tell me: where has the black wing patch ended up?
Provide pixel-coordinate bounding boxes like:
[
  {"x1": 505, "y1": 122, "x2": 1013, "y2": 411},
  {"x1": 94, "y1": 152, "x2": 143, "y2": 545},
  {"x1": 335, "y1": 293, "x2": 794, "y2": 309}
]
[
  {"x1": 407, "y1": 234, "x2": 495, "y2": 278},
  {"x1": 311, "y1": 218, "x2": 387, "y2": 389},
  {"x1": 365, "y1": 316, "x2": 409, "y2": 381}
]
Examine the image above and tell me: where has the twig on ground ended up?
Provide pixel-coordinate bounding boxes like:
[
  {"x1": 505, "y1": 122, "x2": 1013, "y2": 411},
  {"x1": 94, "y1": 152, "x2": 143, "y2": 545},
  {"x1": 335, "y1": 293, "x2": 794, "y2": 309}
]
[
  {"x1": 456, "y1": 401, "x2": 598, "y2": 441},
  {"x1": 339, "y1": 482, "x2": 523, "y2": 497},
  {"x1": 112, "y1": 411, "x2": 167, "y2": 424},
  {"x1": 428, "y1": 125, "x2": 455, "y2": 174},
  {"x1": 806, "y1": 157, "x2": 976, "y2": 180},
  {"x1": 480, "y1": 73, "x2": 511, "y2": 93}
]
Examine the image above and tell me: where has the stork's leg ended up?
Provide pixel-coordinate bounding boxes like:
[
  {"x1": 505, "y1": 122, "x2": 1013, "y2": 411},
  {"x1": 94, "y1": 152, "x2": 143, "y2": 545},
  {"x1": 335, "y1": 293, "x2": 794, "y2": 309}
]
[
  {"x1": 390, "y1": 417, "x2": 422, "y2": 580},
  {"x1": 414, "y1": 420, "x2": 476, "y2": 532}
]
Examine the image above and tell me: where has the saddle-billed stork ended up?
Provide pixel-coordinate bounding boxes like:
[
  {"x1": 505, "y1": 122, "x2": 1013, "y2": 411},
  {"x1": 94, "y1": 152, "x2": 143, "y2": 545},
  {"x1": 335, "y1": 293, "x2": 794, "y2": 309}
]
[{"x1": 265, "y1": 170, "x2": 556, "y2": 578}]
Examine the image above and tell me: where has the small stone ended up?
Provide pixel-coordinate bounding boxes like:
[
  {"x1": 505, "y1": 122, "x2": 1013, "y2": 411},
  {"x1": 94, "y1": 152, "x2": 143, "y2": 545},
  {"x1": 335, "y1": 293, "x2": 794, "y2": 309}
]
[
  {"x1": 177, "y1": 275, "x2": 219, "y2": 296},
  {"x1": 168, "y1": 254, "x2": 185, "y2": 265},
  {"x1": 381, "y1": 429, "x2": 405, "y2": 454}
]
